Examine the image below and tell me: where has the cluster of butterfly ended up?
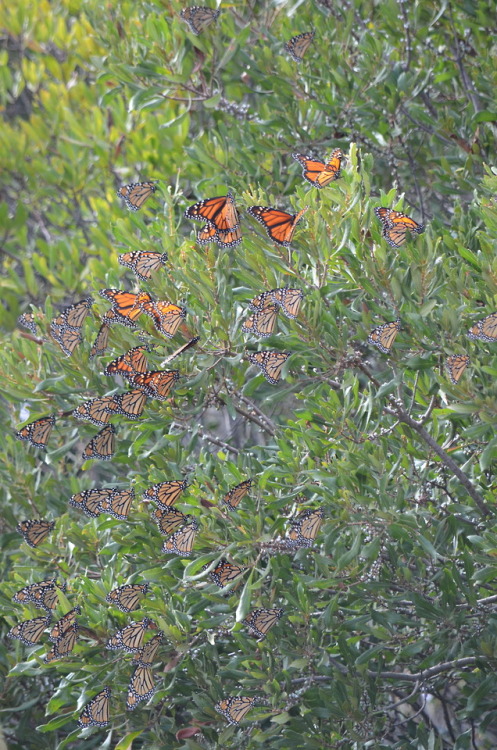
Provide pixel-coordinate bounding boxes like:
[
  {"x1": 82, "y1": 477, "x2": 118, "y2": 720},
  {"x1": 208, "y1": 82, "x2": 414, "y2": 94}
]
[{"x1": 8, "y1": 477, "x2": 324, "y2": 727}]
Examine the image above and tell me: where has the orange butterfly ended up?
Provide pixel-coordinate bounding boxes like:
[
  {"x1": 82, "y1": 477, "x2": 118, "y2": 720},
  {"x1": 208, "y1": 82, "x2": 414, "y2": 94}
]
[
  {"x1": 223, "y1": 479, "x2": 252, "y2": 511},
  {"x1": 118, "y1": 251, "x2": 168, "y2": 281},
  {"x1": 180, "y1": 6, "x2": 220, "y2": 35},
  {"x1": 89, "y1": 322, "x2": 110, "y2": 359},
  {"x1": 284, "y1": 30, "x2": 315, "y2": 62},
  {"x1": 106, "y1": 583, "x2": 149, "y2": 613},
  {"x1": 152, "y1": 507, "x2": 190, "y2": 536},
  {"x1": 185, "y1": 192, "x2": 242, "y2": 248},
  {"x1": 374, "y1": 207, "x2": 425, "y2": 248},
  {"x1": 104, "y1": 345, "x2": 149, "y2": 378},
  {"x1": 215, "y1": 696, "x2": 256, "y2": 725},
  {"x1": 143, "y1": 479, "x2": 189, "y2": 509},
  {"x1": 162, "y1": 518, "x2": 199, "y2": 556},
  {"x1": 98, "y1": 489, "x2": 135, "y2": 520},
  {"x1": 16, "y1": 415, "x2": 56, "y2": 449},
  {"x1": 286, "y1": 507, "x2": 324, "y2": 548},
  {"x1": 467, "y1": 312, "x2": 497, "y2": 342},
  {"x1": 127, "y1": 369, "x2": 179, "y2": 401},
  {"x1": 133, "y1": 631, "x2": 164, "y2": 667},
  {"x1": 106, "y1": 618, "x2": 151, "y2": 653},
  {"x1": 72, "y1": 395, "x2": 119, "y2": 427},
  {"x1": 99, "y1": 289, "x2": 152, "y2": 328},
  {"x1": 242, "y1": 304, "x2": 279, "y2": 338},
  {"x1": 17, "y1": 519, "x2": 55, "y2": 548},
  {"x1": 243, "y1": 608, "x2": 283, "y2": 640},
  {"x1": 140, "y1": 300, "x2": 186, "y2": 339},
  {"x1": 7, "y1": 616, "x2": 49, "y2": 645},
  {"x1": 248, "y1": 351, "x2": 290, "y2": 384},
  {"x1": 126, "y1": 664, "x2": 155, "y2": 711},
  {"x1": 117, "y1": 182, "x2": 157, "y2": 211},
  {"x1": 44, "y1": 624, "x2": 78, "y2": 662},
  {"x1": 82, "y1": 424, "x2": 116, "y2": 461},
  {"x1": 13, "y1": 579, "x2": 64, "y2": 612},
  {"x1": 49, "y1": 607, "x2": 81, "y2": 641},
  {"x1": 50, "y1": 298, "x2": 93, "y2": 356},
  {"x1": 77, "y1": 687, "x2": 111, "y2": 728},
  {"x1": 446, "y1": 354, "x2": 470, "y2": 384},
  {"x1": 292, "y1": 149, "x2": 343, "y2": 188},
  {"x1": 207, "y1": 558, "x2": 246, "y2": 588},
  {"x1": 247, "y1": 205, "x2": 308, "y2": 247},
  {"x1": 69, "y1": 488, "x2": 112, "y2": 518},
  {"x1": 114, "y1": 389, "x2": 148, "y2": 420},
  {"x1": 367, "y1": 319, "x2": 401, "y2": 354}
]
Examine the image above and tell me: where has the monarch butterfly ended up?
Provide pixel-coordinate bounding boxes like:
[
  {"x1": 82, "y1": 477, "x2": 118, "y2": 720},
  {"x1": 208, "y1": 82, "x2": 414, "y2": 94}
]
[
  {"x1": 16, "y1": 415, "x2": 56, "y2": 449},
  {"x1": 248, "y1": 351, "x2": 290, "y2": 384},
  {"x1": 127, "y1": 369, "x2": 180, "y2": 401},
  {"x1": 367, "y1": 319, "x2": 401, "y2": 354},
  {"x1": 7, "y1": 616, "x2": 49, "y2": 646},
  {"x1": 143, "y1": 479, "x2": 189, "y2": 509},
  {"x1": 133, "y1": 631, "x2": 164, "y2": 667},
  {"x1": 185, "y1": 191, "x2": 239, "y2": 231},
  {"x1": 292, "y1": 149, "x2": 343, "y2": 188},
  {"x1": 98, "y1": 488, "x2": 135, "y2": 520},
  {"x1": 161, "y1": 336, "x2": 200, "y2": 364},
  {"x1": 207, "y1": 558, "x2": 246, "y2": 588},
  {"x1": 106, "y1": 583, "x2": 150, "y2": 614},
  {"x1": 49, "y1": 607, "x2": 81, "y2": 641},
  {"x1": 114, "y1": 389, "x2": 148, "y2": 420},
  {"x1": 118, "y1": 251, "x2": 168, "y2": 281},
  {"x1": 89, "y1": 323, "x2": 110, "y2": 359},
  {"x1": 223, "y1": 479, "x2": 252, "y2": 511},
  {"x1": 242, "y1": 304, "x2": 279, "y2": 338},
  {"x1": 215, "y1": 225, "x2": 243, "y2": 249},
  {"x1": 247, "y1": 205, "x2": 308, "y2": 247},
  {"x1": 180, "y1": 6, "x2": 221, "y2": 35},
  {"x1": 77, "y1": 686, "x2": 111, "y2": 728},
  {"x1": 126, "y1": 664, "x2": 155, "y2": 711},
  {"x1": 284, "y1": 30, "x2": 315, "y2": 62},
  {"x1": 287, "y1": 507, "x2": 324, "y2": 548},
  {"x1": 50, "y1": 298, "x2": 93, "y2": 357},
  {"x1": 197, "y1": 222, "x2": 218, "y2": 245},
  {"x1": 17, "y1": 519, "x2": 55, "y2": 548},
  {"x1": 18, "y1": 312, "x2": 38, "y2": 335},
  {"x1": 162, "y1": 518, "x2": 199, "y2": 556},
  {"x1": 69, "y1": 488, "x2": 111, "y2": 518},
  {"x1": 106, "y1": 618, "x2": 151, "y2": 653},
  {"x1": 140, "y1": 300, "x2": 187, "y2": 339},
  {"x1": 117, "y1": 181, "x2": 157, "y2": 211},
  {"x1": 44, "y1": 624, "x2": 78, "y2": 662},
  {"x1": 270, "y1": 287, "x2": 304, "y2": 319},
  {"x1": 152, "y1": 506, "x2": 190, "y2": 536},
  {"x1": 99, "y1": 289, "x2": 153, "y2": 328},
  {"x1": 104, "y1": 345, "x2": 149, "y2": 379},
  {"x1": 72, "y1": 395, "x2": 119, "y2": 427},
  {"x1": 446, "y1": 354, "x2": 470, "y2": 384},
  {"x1": 13, "y1": 579, "x2": 63, "y2": 611},
  {"x1": 243, "y1": 608, "x2": 284, "y2": 640},
  {"x1": 467, "y1": 312, "x2": 497, "y2": 342},
  {"x1": 374, "y1": 207, "x2": 425, "y2": 248},
  {"x1": 82, "y1": 424, "x2": 116, "y2": 461},
  {"x1": 214, "y1": 696, "x2": 256, "y2": 725}
]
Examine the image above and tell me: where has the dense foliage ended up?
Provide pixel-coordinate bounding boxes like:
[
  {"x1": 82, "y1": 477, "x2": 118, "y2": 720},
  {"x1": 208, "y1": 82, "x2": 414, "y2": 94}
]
[{"x1": 1, "y1": 1, "x2": 497, "y2": 748}]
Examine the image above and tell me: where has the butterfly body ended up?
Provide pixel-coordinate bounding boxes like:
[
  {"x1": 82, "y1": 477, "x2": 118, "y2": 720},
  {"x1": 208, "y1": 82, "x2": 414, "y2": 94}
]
[
  {"x1": 16, "y1": 415, "x2": 56, "y2": 449},
  {"x1": 180, "y1": 6, "x2": 220, "y2": 35},
  {"x1": 284, "y1": 30, "x2": 315, "y2": 62},
  {"x1": 185, "y1": 192, "x2": 242, "y2": 248},
  {"x1": 78, "y1": 687, "x2": 111, "y2": 728},
  {"x1": 127, "y1": 369, "x2": 180, "y2": 400},
  {"x1": 106, "y1": 618, "x2": 151, "y2": 653},
  {"x1": 118, "y1": 251, "x2": 168, "y2": 281},
  {"x1": 99, "y1": 289, "x2": 153, "y2": 328},
  {"x1": 248, "y1": 351, "x2": 290, "y2": 384},
  {"x1": 207, "y1": 558, "x2": 246, "y2": 587},
  {"x1": 467, "y1": 312, "x2": 497, "y2": 342},
  {"x1": 140, "y1": 300, "x2": 186, "y2": 338},
  {"x1": 162, "y1": 518, "x2": 199, "y2": 556}
]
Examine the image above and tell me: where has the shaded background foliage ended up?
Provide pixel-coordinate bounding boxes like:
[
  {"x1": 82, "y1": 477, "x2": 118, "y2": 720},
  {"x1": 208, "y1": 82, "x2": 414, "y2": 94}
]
[{"x1": 1, "y1": 1, "x2": 497, "y2": 748}]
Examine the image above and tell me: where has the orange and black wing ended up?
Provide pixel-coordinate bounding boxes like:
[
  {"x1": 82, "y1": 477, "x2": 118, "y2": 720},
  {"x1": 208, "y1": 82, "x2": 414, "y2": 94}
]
[
  {"x1": 106, "y1": 618, "x2": 150, "y2": 653},
  {"x1": 50, "y1": 297, "x2": 93, "y2": 330},
  {"x1": 126, "y1": 665, "x2": 155, "y2": 710},
  {"x1": 284, "y1": 30, "x2": 315, "y2": 62},
  {"x1": 16, "y1": 415, "x2": 56, "y2": 449},
  {"x1": 128, "y1": 370, "x2": 179, "y2": 401},
  {"x1": 270, "y1": 287, "x2": 303, "y2": 319},
  {"x1": 104, "y1": 345, "x2": 149, "y2": 378},
  {"x1": 114, "y1": 389, "x2": 148, "y2": 420},
  {"x1": 82, "y1": 424, "x2": 116, "y2": 461},
  {"x1": 118, "y1": 251, "x2": 168, "y2": 281},
  {"x1": 69, "y1": 488, "x2": 112, "y2": 518},
  {"x1": 8, "y1": 616, "x2": 49, "y2": 645},
  {"x1": 223, "y1": 479, "x2": 252, "y2": 511},
  {"x1": 467, "y1": 312, "x2": 497, "y2": 342},
  {"x1": 117, "y1": 182, "x2": 157, "y2": 211},
  {"x1": 162, "y1": 519, "x2": 199, "y2": 556},
  {"x1": 106, "y1": 583, "x2": 149, "y2": 613},
  {"x1": 247, "y1": 205, "x2": 308, "y2": 247},
  {"x1": 98, "y1": 488, "x2": 134, "y2": 520},
  {"x1": 18, "y1": 312, "x2": 38, "y2": 335},
  {"x1": 180, "y1": 6, "x2": 220, "y2": 35},
  {"x1": 374, "y1": 207, "x2": 424, "y2": 248},
  {"x1": 292, "y1": 148, "x2": 343, "y2": 187},
  {"x1": 243, "y1": 608, "x2": 283, "y2": 640},
  {"x1": 49, "y1": 607, "x2": 81, "y2": 641},
  {"x1": 242, "y1": 305, "x2": 279, "y2": 338},
  {"x1": 367, "y1": 319, "x2": 401, "y2": 354},
  {"x1": 248, "y1": 351, "x2": 290, "y2": 384},
  {"x1": 185, "y1": 192, "x2": 238, "y2": 228},
  {"x1": 17, "y1": 519, "x2": 55, "y2": 548},
  {"x1": 446, "y1": 354, "x2": 470, "y2": 384},
  {"x1": 72, "y1": 395, "x2": 118, "y2": 427},
  {"x1": 133, "y1": 632, "x2": 164, "y2": 667},
  {"x1": 140, "y1": 301, "x2": 186, "y2": 339},
  {"x1": 215, "y1": 696, "x2": 256, "y2": 725},
  {"x1": 99, "y1": 289, "x2": 152, "y2": 328},
  {"x1": 44, "y1": 624, "x2": 78, "y2": 662},
  {"x1": 143, "y1": 479, "x2": 189, "y2": 508},
  {"x1": 287, "y1": 507, "x2": 324, "y2": 548},
  {"x1": 90, "y1": 323, "x2": 110, "y2": 359},
  {"x1": 78, "y1": 687, "x2": 111, "y2": 728},
  {"x1": 152, "y1": 507, "x2": 189, "y2": 535},
  {"x1": 208, "y1": 558, "x2": 246, "y2": 587}
]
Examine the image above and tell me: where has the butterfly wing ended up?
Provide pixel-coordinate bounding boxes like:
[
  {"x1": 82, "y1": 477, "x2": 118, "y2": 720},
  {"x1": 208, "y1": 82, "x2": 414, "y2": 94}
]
[
  {"x1": 49, "y1": 607, "x2": 81, "y2": 641},
  {"x1": 126, "y1": 665, "x2": 155, "y2": 710},
  {"x1": 248, "y1": 205, "x2": 308, "y2": 247},
  {"x1": 446, "y1": 354, "x2": 470, "y2": 384},
  {"x1": 90, "y1": 323, "x2": 110, "y2": 359},
  {"x1": 180, "y1": 6, "x2": 220, "y2": 35},
  {"x1": 375, "y1": 207, "x2": 424, "y2": 248},
  {"x1": 140, "y1": 301, "x2": 186, "y2": 338},
  {"x1": 467, "y1": 312, "x2": 497, "y2": 342},
  {"x1": 367, "y1": 319, "x2": 401, "y2": 354},
  {"x1": 128, "y1": 370, "x2": 179, "y2": 400},
  {"x1": 78, "y1": 687, "x2": 111, "y2": 728},
  {"x1": 118, "y1": 251, "x2": 168, "y2": 281},
  {"x1": 208, "y1": 558, "x2": 246, "y2": 587},
  {"x1": 69, "y1": 488, "x2": 111, "y2": 518},
  {"x1": 104, "y1": 345, "x2": 149, "y2": 378},
  {"x1": 8, "y1": 616, "x2": 49, "y2": 645},
  {"x1": 106, "y1": 583, "x2": 149, "y2": 613},
  {"x1": 287, "y1": 507, "x2": 324, "y2": 548},
  {"x1": 16, "y1": 415, "x2": 55, "y2": 449},
  {"x1": 162, "y1": 519, "x2": 199, "y2": 556},
  {"x1": 133, "y1": 632, "x2": 164, "y2": 667},
  {"x1": 82, "y1": 424, "x2": 116, "y2": 461},
  {"x1": 117, "y1": 182, "x2": 157, "y2": 211},
  {"x1": 197, "y1": 222, "x2": 218, "y2": 245},
  {"x1": 72, "y1": 395, "x2": 118, "y2": 427},
  {"x1": 242, "y1": 305, "x2": 279, "y2": 338},
  {"x1": 99, "y1": 290, "x2": 152, "y2": 328},
  {"x1": 16, "y1": 519, "x2": 55, "y2": 548},
  {"x1": 143, "y1": 480, "x2": 188, "y2": 508},
  {"x1": 223, "y1": 479, "x2": 252, "y2": 511},
  {"x1": 270, "y1": 287, "x2": 303, "y2": 318},
  {"x1": 284, "y1": 30, "x2": 315, "y2": 62},
  {"x1": 114, "y1": 389, "x2": 148, "y2": 420},
  {"x1": 44, "y1": 624, "x2": 78, "y2": 662},
  {"x1": 106, "y1": 618, "x2": 150, "y2": 653},
  {"x1": 215, "y1": 696, "x2": 255, "y2": 725},
  {"x1": 248, "y1": 351, "x2": 290, "y2": 384},
  {"x1": 152, "y1": 507, "x2": 189, "y2": 535},
  {"x1": 243, "y1": 608, "x2": 283, "y2": 640},
  {"x1": 18, "y1": 312, "x2": 38, "y2": 334},
  {"x1": 216, "y1": 224, "x2": 243, "y2": 248}
]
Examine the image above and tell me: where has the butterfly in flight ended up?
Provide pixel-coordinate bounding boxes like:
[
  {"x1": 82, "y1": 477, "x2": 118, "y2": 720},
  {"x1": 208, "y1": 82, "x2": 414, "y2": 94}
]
[
  {"x1": 106, "y1": 619, "x2": 151, "y2": 653},
  {"x1": 374, "y1": 207, "x2": 425, "y2": 248},
  {"x1": 215, "y1": 696, "x2": 256, "y2": 725},
  {"x1": 223, "y1": 479, "x2": 252, "y2": 511},
  {"x1": 17, "y1": 519, "x2": 55, "y2": 548},
  {"x1": 143, "y1": 479, "x2": 189, "y2": 509},
  {"x1": 243, "y1": 608, "x2": 284, "y2": 640},
  {"x1": 106, "y1": 583, "x2": 150, "y2": 613},
  {"x1": 162, "y1": 518, "x2": 199, "y2": 556},
  {"x1": 50, "y1": 298, "x2": 93, "y2": 357},
  {"x1": 49, "y1": 607, "x2": 81, "y2": 641},
  {"x1": 7, "y1": 616, "x2": 49, "y2": 646},
  {"x1": 180, "y1": 6, "x2": 221, "y2": 35},
  {"x1": 99, "y1": 289, "x2": 153, "y2": 328},
  {"x1": 207, "y1": 558, "x2": 246, "y2": 588},
  {"x1": 126, "y1": 664, "x2": 156, "y2": 711},
  {"x1": 77, "y1": 686, "x2": 111, "y2": 728},
  {"x1": 89, "y1": 322, "x2": 110, "y2": 359},
  {"x1": 185, "y1": 191, "x2": 242, "y2": 248},
  {"x1": 82, "y1": 424, "x2": 116, "y2": 461},
  {"x1": 292, "y1": 148, "x2": 343, "y2": 188},
  {"x1": 248, "y1": 350, "x2": 290, "y2": 384},
  {"x1": 284, "y1": 30, "x2": 315, "y2": 62},
  {"x1": 286, "y1": 507, "x2": 324, "y2": 548},
  {"x1": 140, "y1": 300, "x2": 187, "y2": 338},
  {"x1": 116, "y1": 181, "x2": 157, "y2": 211},
  {"x1": 72, "y1": 395, "x2": 119, "y2": 427},
  {"x1": 18, "y1": 312, "x2": 38, "y2": 335},
  {"x1": 446, "y1": 354, "x2": 470, "y2": 384},
  {"x1": 247, "y1": 205, "x2": 308, "y2": 247},
  {"x1": 118, "y1": 251, "x2": 168, "y2": 281},
  {"x1": 13, "y1": 579, "x2": 65, "y2": 612},
  {"x1": 467, "y1": 312, "x2": 497, "y2": 342},
  {"x1": 367, "y1": 319, "x2": 401, "y2": 354},
  {"x1": 16, "y1": 415, "x2": 56, "y2": 449}
]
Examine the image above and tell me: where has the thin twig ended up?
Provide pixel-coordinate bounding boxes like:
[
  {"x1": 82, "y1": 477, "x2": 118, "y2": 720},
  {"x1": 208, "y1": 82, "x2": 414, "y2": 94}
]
[{"x1": 197, "y1": 428, "x2": 240, "y2": 456}]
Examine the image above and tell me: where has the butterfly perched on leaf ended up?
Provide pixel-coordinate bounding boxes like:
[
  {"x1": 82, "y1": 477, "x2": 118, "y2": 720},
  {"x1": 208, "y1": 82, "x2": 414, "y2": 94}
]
[
  {"x1": 243, "y1": 608, "x2": 283, "y2": 640},
  {"x1": 127, "y1": 369, "x2": 180, "y2": 401},
  {"x1": 116, "y1": 181, "x2": 157, "y2": 211},
  {"x1": 114, "y1": 390, "x2": 148, "y2": 420},
  {"x1": 152, "y1": 506, "x2": 190, "y2": 536},
  {"x1": 98, "y1": 488, "x2": 135, "y2": 520},
  {"x1": 292, "y1": 148, "x2": 343, "y2": 188},
  {"x1": 118, "y1": 251, "x2": 168, "y2": 281},
  {"x1": 215, "y1": 696, "x2": 256, "y2": 726},
  {"x1": 180, "y1": 6, "x2": 221, "y2": 35},
  {"x1": 185, "y1": 191, "x2": 242, "y2": 248},
  {"x1": 72, "y1": 395, "x2": 119, "y2": 427},
  {"x1": 126, "y1": 664, "x2": 155, "y2": 711},
  {"x1": 16, "y1": 415, "x2": 56, "y2": 449},
  {"x1": 286, "y1": 507, "x2": 324, "y2": 548},
  {"x1": 284, "y1": 30, "x2": 315, "y2": 62},
  {"x1": 89, "y1": 323, "x2": 110, "y2": 359},
  {"x1": 106, "y1": 618, "x2": 151, "y2": 653},
  {"x1": 248, "y1": 351, "x2": 290, "y2": 384},
  {"x1": 69, "y1": 488, "x2": 112, "y2": 518},
  {"x1": 13, "y1": 579, "x2": 65, "y2": 612},
  {"x1": 50, "y1": 297, "x2": 93, "y2": 357},
  {"x1": 49, "y1": 607, "x2": 81, "y2": 641},
  {"x1": 106, "y1": 583, "x2": 150, "y2": 614},
  {"x1": 140, "y1": 300, "x2": 187, "y2": 339},
  {"x1": 223, "y1": 479, "x2": 252, "y2": 511},
  {"x1": 78, "y1": 687, "x2": 111, "y2": 728},
  {"x1": 242, "y1": 304, "x2": 279, "y2": 338},
  {"x1": 143, "y1": 479, "x2": 189, "y2": 509},
  {"x1": 247, "y1": 205, "x2": 308, "y2": 247},
  {"x1": 367, "y1": 319, "x2": 401, "y2": 354},
  {"x1": 133, "y1": 631, "x2": 164, "y2": 667},
  {"x1": 446, "y1": 354, "x2": 470, "y2": 384},
  {"x1": 18, "y1": 312, "x2": 38, "y2": 335},
  {"x1": 162, "y1": 518, "x2": 199, "y2": 556},
  {"x1": 207, "y1": 558, "x2": 246, "y2": 588},
  {"x1": 467, "y1": 312, "x2": 497, "y2": 342},
  {"x1": 259, "y1": 287, "x2": 304, "y2": 319},
  {"x1": 99, "y1": 289, "x2": 153, "y2": 328},
  {"x1": 374, "y1": 207, "x2": 425, "y2": 248},
  {"x1": 44, "y1": 624, "x2": 79, "y2": 663},
  {"x1": 82, "y1": 424, "x2": 116, "y2": 462},
  {"x1": 17, "y1": 519, "x2": 55, "y2": 548},
  {"x1": 104, "y1": 345, "x2": 149, "y2": 379},
  {"x1": 7, "y1": 616, "x2": 49, "y2": 646}
]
